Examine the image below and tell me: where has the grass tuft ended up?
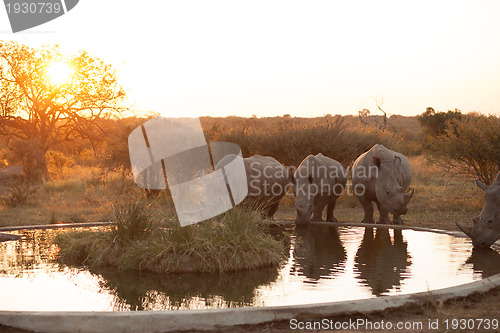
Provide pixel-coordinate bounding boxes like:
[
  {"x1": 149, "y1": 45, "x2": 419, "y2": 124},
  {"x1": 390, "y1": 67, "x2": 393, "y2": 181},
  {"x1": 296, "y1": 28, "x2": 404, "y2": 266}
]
[{"x1": 55, "y1": 205, "x2": 288, "y2": 273}]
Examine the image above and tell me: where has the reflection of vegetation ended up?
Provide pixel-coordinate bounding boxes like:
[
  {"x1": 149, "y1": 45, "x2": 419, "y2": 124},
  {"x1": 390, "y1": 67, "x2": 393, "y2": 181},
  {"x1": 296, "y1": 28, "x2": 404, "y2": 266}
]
[
  {"x1": 95, "y1": 266, "x2": 279, "y2": 311},
  {"x1": 293, "y1": 225, "x2": 346, "y2": 282},
  {"x1": 465, "y1": 248, "x2": 500, "y2": 278},
  {"x1": 0, "y1": 230, "x2": 60, "y2": 277},
  {"x1": 355, "y1": 228, "x2": 412, "y2": 296},
  {"x1": 55, "y1": 206, "x2": 289, "y2": 273}
]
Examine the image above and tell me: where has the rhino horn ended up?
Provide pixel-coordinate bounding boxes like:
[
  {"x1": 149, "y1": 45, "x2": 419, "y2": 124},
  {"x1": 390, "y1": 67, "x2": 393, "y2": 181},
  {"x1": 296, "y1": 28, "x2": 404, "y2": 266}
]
[
  {"x1": 403, "y1": 188, "x2": 414, "y2": 204},
  {"x1": 476, "y1": 179, "x2": 489, "y2": 191},
  {"x1": 456, "y1": 221, "x2": 474, "y2": 238}
]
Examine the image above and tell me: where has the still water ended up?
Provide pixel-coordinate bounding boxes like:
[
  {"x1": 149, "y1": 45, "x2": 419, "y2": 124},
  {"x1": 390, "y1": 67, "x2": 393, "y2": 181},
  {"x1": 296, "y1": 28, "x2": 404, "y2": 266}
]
[{"x1": 1, "y1": 225, "x2": 499, "y2": 311}]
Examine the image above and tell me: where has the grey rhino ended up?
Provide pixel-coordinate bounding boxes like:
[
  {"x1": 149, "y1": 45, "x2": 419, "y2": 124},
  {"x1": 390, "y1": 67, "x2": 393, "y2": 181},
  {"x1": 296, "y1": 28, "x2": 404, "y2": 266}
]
[
  {"x1": 292, "y1": 153, "x2": 347, "y2": 224},
  {"x1": 456, "y1": 172, "x2": 500, "y2": 248},
  {"x1": 215, "y1": 154, "x2": 290, "y2": 219},
  {"x1": 352, "y1": 144, "x2": 414, "y2": 224}
]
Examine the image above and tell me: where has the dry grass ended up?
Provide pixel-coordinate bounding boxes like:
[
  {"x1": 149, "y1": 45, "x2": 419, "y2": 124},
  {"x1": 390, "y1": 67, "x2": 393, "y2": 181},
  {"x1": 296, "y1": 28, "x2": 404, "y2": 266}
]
[
  {"x1": 0, "y1": 166, "x2": 141, "y2": 227},
  {"x1": 55, "y1": 206, "x2": 288, "y2": 273},
  {"x1": 0, "y1": 154, "x2": 485, "y2": 233}
]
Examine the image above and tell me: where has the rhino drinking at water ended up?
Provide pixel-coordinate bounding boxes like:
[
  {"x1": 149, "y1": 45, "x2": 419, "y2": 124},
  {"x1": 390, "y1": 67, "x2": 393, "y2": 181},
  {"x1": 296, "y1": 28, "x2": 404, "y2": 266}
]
[
  {"x1": 292, "y1": 153, "x2": 347, "y2": 225},
  {"x1": 352, "y1": 144, "x2": 414, "y2": 224},
  {"x1": 215, "y1": 154, "x2": 290, "y2": 219},
  {"x1": 456, "y1": 172, "x2": 500, "y2": 248}
]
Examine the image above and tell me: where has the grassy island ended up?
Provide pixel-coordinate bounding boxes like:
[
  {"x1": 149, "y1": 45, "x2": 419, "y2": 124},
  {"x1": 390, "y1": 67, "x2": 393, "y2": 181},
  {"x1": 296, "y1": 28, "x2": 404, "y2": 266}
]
[{"x1": 54, "y1": 201, "x2": 288, "y2": 273}]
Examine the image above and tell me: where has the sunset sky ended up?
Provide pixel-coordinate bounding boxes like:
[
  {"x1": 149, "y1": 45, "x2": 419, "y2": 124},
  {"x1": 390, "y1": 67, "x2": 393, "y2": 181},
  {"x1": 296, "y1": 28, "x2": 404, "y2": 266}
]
[{"x1": 1, "y1": 0, "x2": 500, "y2": 118}]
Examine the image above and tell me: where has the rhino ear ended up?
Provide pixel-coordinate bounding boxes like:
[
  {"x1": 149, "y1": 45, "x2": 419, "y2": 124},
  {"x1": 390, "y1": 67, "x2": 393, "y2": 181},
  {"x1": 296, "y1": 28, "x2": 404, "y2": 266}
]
[
  {"x1": 373, "y1": 156, "x2": 381, "y2": 168},
  {"x1": 394, "y1": 156, "x2": 401, "y2": 168},
  {"x1": 476, "y1": 179, "x2": 489, "y2": 191}
]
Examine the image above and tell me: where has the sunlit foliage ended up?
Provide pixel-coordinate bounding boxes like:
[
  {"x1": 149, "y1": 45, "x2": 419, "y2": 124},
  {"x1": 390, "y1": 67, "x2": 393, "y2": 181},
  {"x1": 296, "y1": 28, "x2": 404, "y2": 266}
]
[{"x1": 0, "y1": 41, "x2": 126, "y2": 181}]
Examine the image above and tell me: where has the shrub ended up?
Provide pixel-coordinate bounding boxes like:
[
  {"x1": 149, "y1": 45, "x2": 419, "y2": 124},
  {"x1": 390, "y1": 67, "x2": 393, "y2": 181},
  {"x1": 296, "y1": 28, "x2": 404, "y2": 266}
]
[
  {"x1": 112, "y1": 199, "x2": 154, "y2": 243},
  {"x1": 2, "y1": 181, "x2": 38, "y2": 207},
  {"x1": 46, "y1": 150, "x2": 75, "y2": 173},
  {"x1": 55, "y1": 206, "x2": 288, "y2": 273},
  {"x1": 207, "y1": 116, "x2": 398, "y2": 167},
  {"x1": 422, "y1": 113, "x2": 500, "y2": 185}
]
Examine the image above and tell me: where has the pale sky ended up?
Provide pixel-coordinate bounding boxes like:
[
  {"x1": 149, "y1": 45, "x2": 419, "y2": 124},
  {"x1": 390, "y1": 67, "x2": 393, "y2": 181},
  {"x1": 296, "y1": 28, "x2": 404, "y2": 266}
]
[{"x1": 1, "y1": 0, "x2": 500, "y2": 118}]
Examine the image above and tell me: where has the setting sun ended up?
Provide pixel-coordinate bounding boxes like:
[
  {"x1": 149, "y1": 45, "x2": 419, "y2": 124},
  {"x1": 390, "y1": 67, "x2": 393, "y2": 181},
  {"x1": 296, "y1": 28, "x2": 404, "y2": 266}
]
[{"x1": 46, "y1": 62, "x2": 72, "y2": 85}]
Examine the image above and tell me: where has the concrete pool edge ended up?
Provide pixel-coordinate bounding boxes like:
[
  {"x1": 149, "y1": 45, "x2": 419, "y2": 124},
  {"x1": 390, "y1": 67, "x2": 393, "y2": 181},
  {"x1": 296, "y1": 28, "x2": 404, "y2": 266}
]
[
  {"x1": 1, "y1": 275, "x2": 500, "y2": 333},
  {"x1": 1, "y1": 223, "x2": 499, "y2": 333}
]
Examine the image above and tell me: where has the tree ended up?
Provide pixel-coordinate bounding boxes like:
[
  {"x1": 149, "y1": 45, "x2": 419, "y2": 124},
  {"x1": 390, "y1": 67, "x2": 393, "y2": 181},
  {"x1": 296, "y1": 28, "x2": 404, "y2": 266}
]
[
  {"x1": 422, "y1": 112, "x2": 500, "y2": 185},
  {"x1": 358, "y1": 108, "x2": 370, "y2": 125},
  {"x1": 418, "y1": 107, "x2": 463, "y2": 137},
  {"x1": 0, "y1": 41, "x2": 125, "y2": 181}
]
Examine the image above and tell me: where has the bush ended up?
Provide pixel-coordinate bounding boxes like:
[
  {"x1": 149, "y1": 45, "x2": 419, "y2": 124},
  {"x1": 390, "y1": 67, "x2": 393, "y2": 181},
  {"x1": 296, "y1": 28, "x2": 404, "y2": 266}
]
[
  {"x1": 46, "y1": 150, "x2": 75, "y2": 173},
  {"x1": 55, "y1": 206, "x2": 288, "y2": 273},
  {"x1": 2, "y1": 181, "x2": 38, "y2": 207},
  {"x1": 422, "y1": 112, "x2": 500, "y2": 185},
  {"x1": 112, "y1": 199, "x2": 154, "y2": 243},
  {"x1": 207, "y1": 116, "x2": 398, "y2": 167}
]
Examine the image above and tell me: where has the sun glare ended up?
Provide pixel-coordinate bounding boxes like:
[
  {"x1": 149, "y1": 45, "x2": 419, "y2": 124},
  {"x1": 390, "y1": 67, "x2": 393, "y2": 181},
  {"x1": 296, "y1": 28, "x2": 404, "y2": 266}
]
[{"x1": 46, "y1": 62, "x2": 72, "y2": 85}]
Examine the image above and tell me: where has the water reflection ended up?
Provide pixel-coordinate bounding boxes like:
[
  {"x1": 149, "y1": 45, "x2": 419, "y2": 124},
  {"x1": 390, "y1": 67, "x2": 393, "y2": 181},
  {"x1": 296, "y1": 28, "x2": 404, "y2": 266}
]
[
  {"x1": 96, "y1": 266, "x2": 279, "y2": 310},
  {"x1": 0, "y1": 230, "x2": 60, "y2": 278},
  {"x1": 465, "y1": 248, "x2": 500, "y2": 278},
  {"x1": 2, "y1": 226, "x2": 500, "y2": 311},
  {"x1": 355, "y1": 228, "x2": 412, "y2": 296},
  {"x1": 293, "y1": 225, "x2": 346, "y2": 283}
]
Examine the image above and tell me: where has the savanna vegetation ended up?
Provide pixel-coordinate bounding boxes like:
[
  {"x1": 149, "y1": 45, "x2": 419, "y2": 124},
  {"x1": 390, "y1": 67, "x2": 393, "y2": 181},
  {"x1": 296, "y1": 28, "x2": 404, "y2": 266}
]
[
  {"x1": 55, "y1": 202, "x2": 288, "y2": 273},
  {"x1": 2, "y1": 41, "x2": 500, "y2": 274}
]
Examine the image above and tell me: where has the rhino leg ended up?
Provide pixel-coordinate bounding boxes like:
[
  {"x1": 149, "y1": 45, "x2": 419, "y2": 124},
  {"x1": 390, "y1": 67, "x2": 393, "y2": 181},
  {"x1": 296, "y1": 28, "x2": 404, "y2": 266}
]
[
  {"x1": 392, "y1": 214, "x2": 403, "y2": 225},
  {"x1": 312, "y1": 195, "x2": 326, "y2": 221},
  {"x1": 326, "y1": 197, "x2": 338, "y2": 222},
  {"x1": 376, "y1": 202, "x2": 392, "y2": 224},
  {"x1": 359, "y1": 195, "x2": 375, "y2": 224},
  {"x1": 266, "y1": 201, "x2": 280, "y2": 220}
]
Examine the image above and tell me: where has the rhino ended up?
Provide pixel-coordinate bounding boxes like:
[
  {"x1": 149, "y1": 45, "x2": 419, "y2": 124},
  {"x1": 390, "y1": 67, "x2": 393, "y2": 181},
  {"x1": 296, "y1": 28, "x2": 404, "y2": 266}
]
[
  {"x1": 215, "y1": 154, "x2": 290, "y2": 219},
  {"x1": 292, "y1": 153, "x2": 347, "y2": 224},
  {"x1": 352, "y1": 144, "x2": 414, "y2": 224},
  {"x1": 456, "y1": 173, "x2": 500, "y2": 248}
]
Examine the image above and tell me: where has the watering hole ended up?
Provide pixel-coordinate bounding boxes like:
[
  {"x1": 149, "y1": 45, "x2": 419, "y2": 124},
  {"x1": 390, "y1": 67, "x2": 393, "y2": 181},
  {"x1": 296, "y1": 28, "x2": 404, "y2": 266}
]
[{"x1": 1, "y1": 225, "x2": 500, "y2": 311}]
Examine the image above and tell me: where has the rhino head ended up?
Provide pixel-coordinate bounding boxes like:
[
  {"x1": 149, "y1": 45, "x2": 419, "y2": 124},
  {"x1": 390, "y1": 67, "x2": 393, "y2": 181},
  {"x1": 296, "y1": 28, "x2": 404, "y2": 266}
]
[
  {"x1": 292, "y1": 156, "x2": 316, "y2": 225},
  {"x1": 456, "y1": 174, "x2": 500, "y2": 248},
  {"x1": 373, "y1": 155, "x2": 414, "y2": 216}
]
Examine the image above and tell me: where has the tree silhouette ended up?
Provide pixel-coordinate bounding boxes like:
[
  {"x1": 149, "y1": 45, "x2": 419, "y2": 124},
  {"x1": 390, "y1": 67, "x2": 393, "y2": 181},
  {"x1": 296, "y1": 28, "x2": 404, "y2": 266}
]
[{"x1": 0, "y1": 41, "x2": 126, "y2": 181}]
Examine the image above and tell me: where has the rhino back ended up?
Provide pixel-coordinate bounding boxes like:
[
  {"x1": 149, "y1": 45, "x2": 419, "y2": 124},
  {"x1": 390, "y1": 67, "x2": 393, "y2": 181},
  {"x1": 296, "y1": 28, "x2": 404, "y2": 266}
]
[
  {"x1": 352, "y1": 144, "x2": 411, "y2": 189},
  {"x1": 374, "y1": 145, "x2": 412, "y2": 190},
  {"x1": 245, "y1": 155, "x2": 288, "y2": 196},
  {"x1": 314, "y1": 153, "x2": 347, "y2": 186}
]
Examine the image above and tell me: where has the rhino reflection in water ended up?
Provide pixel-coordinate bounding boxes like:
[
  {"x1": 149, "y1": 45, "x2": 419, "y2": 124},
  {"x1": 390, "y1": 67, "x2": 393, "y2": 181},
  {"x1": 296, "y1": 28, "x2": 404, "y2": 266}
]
[
  {"x1": 293, "y1": 225, "x2": 346, "y2": 282},
  {"x1": 354, "y1": 228, "x2": 412, "y2": 296},
  {"x1": 457, "y1": 172, "x2": 500, "y2": 248},
  {"x1": 465, "y1": 248, "x2": 500, "y2": 278}
]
